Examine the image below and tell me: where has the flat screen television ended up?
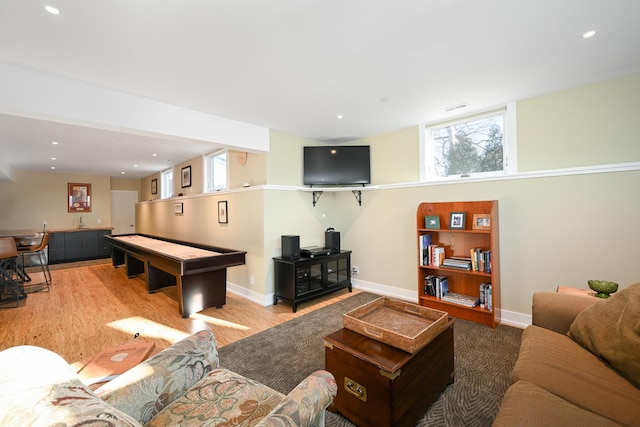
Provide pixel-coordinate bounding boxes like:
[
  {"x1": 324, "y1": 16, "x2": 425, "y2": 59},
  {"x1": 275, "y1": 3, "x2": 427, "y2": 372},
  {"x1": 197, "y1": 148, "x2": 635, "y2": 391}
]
[{"x1": 303, "y1": 145, "x2": 370, "y2": 186}]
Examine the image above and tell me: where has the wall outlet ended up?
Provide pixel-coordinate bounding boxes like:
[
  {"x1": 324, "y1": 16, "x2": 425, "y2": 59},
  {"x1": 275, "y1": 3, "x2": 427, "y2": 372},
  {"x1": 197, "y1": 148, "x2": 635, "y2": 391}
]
[{"x1": 352, "y1": 266, "x2": 360, "y2": 275}]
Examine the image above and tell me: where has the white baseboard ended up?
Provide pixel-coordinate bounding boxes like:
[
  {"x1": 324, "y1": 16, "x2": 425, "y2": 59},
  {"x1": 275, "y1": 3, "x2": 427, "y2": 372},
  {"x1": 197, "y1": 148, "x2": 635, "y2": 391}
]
[
  {"x1": 227, "y1": 282, "x2": 273, "y2": 306},
  {"x1": 228, "y1": 279, "x2": 532, "y2": 329}
]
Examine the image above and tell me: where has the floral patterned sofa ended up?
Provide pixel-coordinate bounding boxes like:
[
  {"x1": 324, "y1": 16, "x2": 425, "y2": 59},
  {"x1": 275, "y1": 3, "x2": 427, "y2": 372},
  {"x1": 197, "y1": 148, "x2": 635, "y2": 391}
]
[{"x1": 0, "y1": 330, "x2": 337, "y2": 426}]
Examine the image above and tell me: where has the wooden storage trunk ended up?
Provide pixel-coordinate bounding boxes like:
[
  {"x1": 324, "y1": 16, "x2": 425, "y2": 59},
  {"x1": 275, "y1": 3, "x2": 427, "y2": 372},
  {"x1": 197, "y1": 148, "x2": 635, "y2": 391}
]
[
  {"x1": 343, "y1": 297, "x2": 448, "y2": 353},
  {"x1": 324, "y1": 323, "x2": 455, "y2": 427}
]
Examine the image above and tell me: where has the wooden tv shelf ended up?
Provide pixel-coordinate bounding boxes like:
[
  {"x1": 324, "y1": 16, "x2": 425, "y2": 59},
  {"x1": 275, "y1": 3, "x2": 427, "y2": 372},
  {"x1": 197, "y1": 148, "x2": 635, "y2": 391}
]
[{"x1": 416, "y1": 201, "x2": 500, "y2": 328}]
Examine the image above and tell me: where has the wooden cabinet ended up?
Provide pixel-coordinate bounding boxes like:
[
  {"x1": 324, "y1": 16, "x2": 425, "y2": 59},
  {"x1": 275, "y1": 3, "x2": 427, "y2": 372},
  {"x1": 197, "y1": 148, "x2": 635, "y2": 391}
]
[
  {"x1": 416, "y1": 201, "x2": 500, "y2": 327},
  {"x1": 47, "y1": 232, "x2": 65, "y2": 263},
  {"x1": 273, "y1": 251, "x2": 352, "y2": 312},
  {"x1": 65, "y1": 231, "x2": 99, "y2": 259},
  {"x1": 48, "y1": 229, "x2": 112, "y2": 264}
]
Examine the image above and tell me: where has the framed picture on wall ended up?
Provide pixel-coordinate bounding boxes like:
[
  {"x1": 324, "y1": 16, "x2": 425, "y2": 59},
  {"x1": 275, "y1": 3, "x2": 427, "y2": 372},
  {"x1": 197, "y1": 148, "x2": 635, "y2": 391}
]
[
  {"x1": 181, "y1": 166, "x2": 192, "y2": 188},
  {"x1": 151, "y1": 178, "x2": 158, "y2": 195},
  {"x1": 68, "y1": 183, "x2": 92, "y2": 212},
  {"x1": 218, "y1": 201, "x2": 228, "y2": 224}
]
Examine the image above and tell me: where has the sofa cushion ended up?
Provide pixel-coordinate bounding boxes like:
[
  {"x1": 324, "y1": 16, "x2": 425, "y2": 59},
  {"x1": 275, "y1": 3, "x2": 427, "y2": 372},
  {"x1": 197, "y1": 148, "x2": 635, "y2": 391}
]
[
  {"x1": 146, "y1": 368, "x2": 286, "y2": 427},
  {"x1": 0, "y1": 346, "x2": 141, "y2": 427},
  {"x1": 569, "y1": 282, "x2": 640, "y2": 388},
  {"x1": 96, "y1": 329, "x2": 218, "y2": 424},
  {"x1": 493, "y1": 380, "x2": 621, "y2": 427},
  {"x1": 512, "y1": 325, "x2": 640, "y2": 427}
]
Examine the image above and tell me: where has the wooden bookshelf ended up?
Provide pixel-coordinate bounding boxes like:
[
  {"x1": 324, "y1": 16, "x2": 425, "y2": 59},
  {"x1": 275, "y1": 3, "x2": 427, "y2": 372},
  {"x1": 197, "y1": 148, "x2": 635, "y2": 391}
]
[{"x1": 416, "y1": 201, "x2": 500, "y2": 328}]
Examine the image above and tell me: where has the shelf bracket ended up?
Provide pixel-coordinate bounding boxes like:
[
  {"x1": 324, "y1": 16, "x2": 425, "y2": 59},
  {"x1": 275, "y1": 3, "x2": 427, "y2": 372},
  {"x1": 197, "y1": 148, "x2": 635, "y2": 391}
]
[
  {"x1": 352, "y1": 190, "x2": 362, "y2": 206},
  {"x1": 312, "y1": 191, "x2": 323, "y2": 207},
  {"x1": 310, "y1": 189, "x2": 362, "y2": 207}
]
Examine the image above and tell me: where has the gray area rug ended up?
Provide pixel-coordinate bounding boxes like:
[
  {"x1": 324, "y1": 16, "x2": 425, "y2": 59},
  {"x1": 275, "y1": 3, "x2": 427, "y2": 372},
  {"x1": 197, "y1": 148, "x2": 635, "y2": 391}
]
[{"x1": 218, "y1": 292, "x2": 522, "y2": 426}]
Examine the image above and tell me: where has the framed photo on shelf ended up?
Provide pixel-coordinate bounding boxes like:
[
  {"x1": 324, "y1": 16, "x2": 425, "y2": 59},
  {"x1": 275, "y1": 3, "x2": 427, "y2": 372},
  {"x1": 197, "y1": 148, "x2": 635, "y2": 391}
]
[
  {"x1": 218, "y1": 201, "x2": 228, "y2": 224},
  {"x1": 424, "y1": 215, "x2": 440, "y2": 229},
  {"x1": 449, "y1": 212, "x2": 466, "y2": 230},
  {"x1": 472, "y1": 213, "x2": 491, "y2": 230},
  {"x1": 68, "y1": 183, "x2": 92, "y2": 212},
  {"x1": 181, "y1": 166, "x2": 192, "y2": 188},
  {"x1": 173, "y1": 202, "x2": 183, "y2": 214},
  {"x1": 151, "y1": 178, "x2": 158, "y2": 195}
]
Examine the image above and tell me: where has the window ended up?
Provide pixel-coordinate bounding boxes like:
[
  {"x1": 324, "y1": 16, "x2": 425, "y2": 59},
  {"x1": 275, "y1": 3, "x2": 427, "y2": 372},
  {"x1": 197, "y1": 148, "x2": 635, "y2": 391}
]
[
  {"x1": 205, "y1": 150, "x2": 227, "y2": 192},
  {"x1": 424, "y1": 105, "x2": 515, "y2": 180},
  {"x1": 161, "y1": 168, "x2": 173, "y2": 199}
]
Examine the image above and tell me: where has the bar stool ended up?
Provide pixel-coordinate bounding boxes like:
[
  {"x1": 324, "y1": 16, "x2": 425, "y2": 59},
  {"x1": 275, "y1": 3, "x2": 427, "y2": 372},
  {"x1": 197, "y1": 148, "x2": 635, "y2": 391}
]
[
  {"x1": 0, "y1": 237, "x2": 26, "y2": 308},
  {"x1": 17, "y1": 232, "x2": 52, "y2": 292}
]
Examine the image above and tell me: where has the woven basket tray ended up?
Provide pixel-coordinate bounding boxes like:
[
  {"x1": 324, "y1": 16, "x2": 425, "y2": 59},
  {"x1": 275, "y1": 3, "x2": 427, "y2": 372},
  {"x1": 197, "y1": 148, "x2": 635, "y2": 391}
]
[{"x1": 343, "y1": 297, "x2": 449, "y2": 353}]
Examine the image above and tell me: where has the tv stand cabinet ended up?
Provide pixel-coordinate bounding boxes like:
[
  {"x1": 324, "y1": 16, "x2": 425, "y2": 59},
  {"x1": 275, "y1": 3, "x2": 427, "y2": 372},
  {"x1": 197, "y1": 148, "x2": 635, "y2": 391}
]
[{"x1": 273, "y1": 250, "x2": 352, "y2": 312}]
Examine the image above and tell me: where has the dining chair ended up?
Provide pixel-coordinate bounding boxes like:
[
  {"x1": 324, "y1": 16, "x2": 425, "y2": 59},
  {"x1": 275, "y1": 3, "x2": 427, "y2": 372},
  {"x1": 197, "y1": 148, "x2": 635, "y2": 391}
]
[
  {"x1": 17, "y1": 232, "x2": 52, "y2": 292},
  {"x1": 0, "y1": 237, "x2": 25, "y2": 308}
]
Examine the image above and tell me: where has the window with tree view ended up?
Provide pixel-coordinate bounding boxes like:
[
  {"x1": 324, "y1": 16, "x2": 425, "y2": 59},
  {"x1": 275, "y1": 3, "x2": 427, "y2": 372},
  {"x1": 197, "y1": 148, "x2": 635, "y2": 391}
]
[{"x1": 426, "y1": 110, "x2": 505, "y2": 179}]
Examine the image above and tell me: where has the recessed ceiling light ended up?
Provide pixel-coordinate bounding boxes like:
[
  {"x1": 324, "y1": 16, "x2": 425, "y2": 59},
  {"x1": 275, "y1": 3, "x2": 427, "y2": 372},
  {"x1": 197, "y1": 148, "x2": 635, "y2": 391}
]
[
  {"x1": 134, "y1": 164, "x2": 138, "y2": 168},
  {"x1": 44, "y1": 5, "x2": 60, "y2": 15},
  {"x1": 52, "y1": 141, "x2": 59, "y2": 145},
  {"x1": 152, "y1": 153, "x2": 157, "y2": 157},
  {"x1": 51, "y1": 157, "x2": 56, "y2": 161},
  {"x1": 582, "y1": 30, "x2": 596, "y2": 39},
  {"x1": 337, "y1": 115, "x2": 343, "y2": 120},
  {"x1": 121, "y1": 171, "x2": 126, "y2": 175},
  {"x1": 50, "y1": 166, "x2": 56, "y2": 170},
  {"x1": 380, "y1": 98, "x2": 389, "y2": 102}
]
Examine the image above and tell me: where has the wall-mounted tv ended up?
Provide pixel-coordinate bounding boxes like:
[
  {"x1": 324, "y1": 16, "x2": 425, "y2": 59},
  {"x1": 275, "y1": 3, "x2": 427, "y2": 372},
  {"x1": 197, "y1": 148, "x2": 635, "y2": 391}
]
[{"x1": 303, "y1": 145, "x2": 371, "y2": 186}]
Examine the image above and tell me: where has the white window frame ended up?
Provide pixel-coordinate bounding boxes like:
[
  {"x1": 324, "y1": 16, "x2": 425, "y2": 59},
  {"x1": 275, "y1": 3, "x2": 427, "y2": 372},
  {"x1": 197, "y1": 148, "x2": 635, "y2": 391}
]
[
  {"x1": 421, "y1": 102, "x2": 517, "y2": 182},
  {"x1": 161, "y1": 168, "x2": 173, "y2": 199},
  {"x1": 204, "y1": 149, "x2": 228, "y2": 193}
]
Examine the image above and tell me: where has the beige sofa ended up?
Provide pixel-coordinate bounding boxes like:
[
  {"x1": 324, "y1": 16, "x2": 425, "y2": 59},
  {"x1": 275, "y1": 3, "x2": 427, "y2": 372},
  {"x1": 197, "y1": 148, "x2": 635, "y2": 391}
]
[
  {"x1": 0, "y1": 330, "x2": 337, "y2": 426},
  {"x1": 494, "y1": 284, "x2": 640, "y2": 427}
]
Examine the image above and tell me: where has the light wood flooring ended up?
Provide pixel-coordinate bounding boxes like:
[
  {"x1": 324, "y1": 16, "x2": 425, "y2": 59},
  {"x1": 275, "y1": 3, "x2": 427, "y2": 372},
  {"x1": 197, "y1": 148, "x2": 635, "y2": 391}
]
[{"x1": 0, "y1": 260, "x2": 360, "y2": 365}]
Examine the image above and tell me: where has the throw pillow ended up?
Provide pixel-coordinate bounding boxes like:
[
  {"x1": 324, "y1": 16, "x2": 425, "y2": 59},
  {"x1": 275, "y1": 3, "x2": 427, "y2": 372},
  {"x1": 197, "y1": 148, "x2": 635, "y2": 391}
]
[{"x1": 569, "y1": 283, "x2": 640, "y2": 388}]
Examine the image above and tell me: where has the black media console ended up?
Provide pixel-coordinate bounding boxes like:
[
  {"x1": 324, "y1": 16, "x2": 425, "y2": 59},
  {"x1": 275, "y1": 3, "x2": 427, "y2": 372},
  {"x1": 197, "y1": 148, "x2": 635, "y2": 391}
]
[{"x1": 273, "y1": 250, "x2": 352, "y2": 312}]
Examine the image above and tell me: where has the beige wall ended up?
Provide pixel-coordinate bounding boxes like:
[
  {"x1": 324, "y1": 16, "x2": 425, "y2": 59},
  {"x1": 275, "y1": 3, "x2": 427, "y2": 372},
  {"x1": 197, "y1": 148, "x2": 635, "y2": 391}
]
[
  {"x1": 110, "y1": 177, "x2": 141, "y2": 195},
  {"x1": 266, "y1": 131, "x2": 322, "y2": 186},
  {"x1": 230, "y1": 149, "x2": 267, "y2": 188},
  {"x1": 2, "y1": 72, "x2": 639, "y2": 323},
  {"x1": 136, "y1": 189, "x2": 265, "y2": 294},
  {"x1": 351, "y1": 125, "x2": 421, "y2": 184},
  {"x1": 141, "y1": 173, "x2": 161, "y2": 202},
  {"x1": 517, "y1": 72, "x2": 640, "y2": 171},
  {"x1": 0, "y1": 170, "x2": 111, "y2": 230},
  {"x1": 338, "y1": 171, "x2": 639, "y2": 316}
]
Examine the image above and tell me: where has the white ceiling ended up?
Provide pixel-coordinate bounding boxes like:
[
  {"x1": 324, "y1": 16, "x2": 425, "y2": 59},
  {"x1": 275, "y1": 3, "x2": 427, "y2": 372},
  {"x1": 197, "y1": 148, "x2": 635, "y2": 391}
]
[{"x1": 1, "y1": 0, "x2": 639, "y2": 179}]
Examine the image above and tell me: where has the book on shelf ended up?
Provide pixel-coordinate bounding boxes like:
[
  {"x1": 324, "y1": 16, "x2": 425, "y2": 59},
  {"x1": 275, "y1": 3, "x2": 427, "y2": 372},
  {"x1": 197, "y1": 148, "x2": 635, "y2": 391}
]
[
  {"x1": 418, "y1": 234, "x2": 445, "y2": 267},
  {"x1": 419, "y1": 234, "x2": 432, "y2": 265},
  {"x1": 77, "y1": 340, "x2": 155, "y2": 386},
  {"x1": 424, "y1": 275, "x2": 448, "y2": 298},
  {"x1": 438, "y1": 275, "x2": 449, "y2": 298},
  {"x1": 430, "y1": 245, "x2": 445, "y2": 267},
  {"x1": 470, "y1": 248, "x2": 492, "y2": 273},
  {"x1": 424, "y1": 275, "x2": 435, "y2": 296},
  {"x1": 442, "y1": 257, "x2": 472, "y2": 270},
  {"x1": 480, "y1": 283, "x2": 492, "y2": 310},
  {"x1": 442, "y1": 292, "x2": 480, "y2": 307}
]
